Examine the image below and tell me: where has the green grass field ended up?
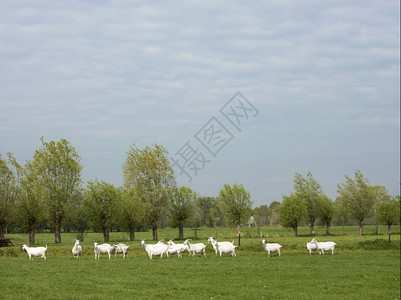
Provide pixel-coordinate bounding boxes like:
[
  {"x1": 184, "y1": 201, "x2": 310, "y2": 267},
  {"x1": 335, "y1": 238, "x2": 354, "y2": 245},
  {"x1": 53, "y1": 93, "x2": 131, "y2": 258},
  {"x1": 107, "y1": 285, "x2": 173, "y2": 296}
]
[{"x1": 0, "y1": 225, "x2": 400, "y2": 299}]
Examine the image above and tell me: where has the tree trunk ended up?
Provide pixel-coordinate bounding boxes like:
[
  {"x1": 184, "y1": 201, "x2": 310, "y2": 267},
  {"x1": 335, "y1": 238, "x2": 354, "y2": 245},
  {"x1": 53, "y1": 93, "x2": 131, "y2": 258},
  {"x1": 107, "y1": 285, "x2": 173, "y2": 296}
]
[
  {"x1": 29, "y1": 222, "x2": 35, "y2": 245},
  {"x1": 388, "y1": 224, "x2": 392, "y2": 243},
  {"x1": 179, "y1": 225, "x2": 184, "y2": 240},
  {"x1": 293, "y1": 225, "x2": 298, "y2": 237},
  {"x1": 54, "y1": 223, "x2": 62, "y2": 244},
  {"x1": 326, "y1": 221, "x2": 331, "y2": 235},
  {"x1": 236, "y1": 223, "x2": 241, "y2": 236},
  {"x1": 103, "y1": 226, "x2": 110, "y2": 243},
  {"x1": 129, "y1": 225, "x2": 135, "y2": 241},
  {"x1": 77, "y1": 230, "x2": 85, "y2": 242},
  {"x1": 310, "y1": 223, "x2": 315, "y2": 236},
  {"x1": 152, "y1": 225, "x2": 158, "y2": 241},
  {"x1": 0, "y1": 223, "x2": 5, "y2": 238},
  {"x1": 358, "y1": 221, "x2": 363, "y2": 236}
]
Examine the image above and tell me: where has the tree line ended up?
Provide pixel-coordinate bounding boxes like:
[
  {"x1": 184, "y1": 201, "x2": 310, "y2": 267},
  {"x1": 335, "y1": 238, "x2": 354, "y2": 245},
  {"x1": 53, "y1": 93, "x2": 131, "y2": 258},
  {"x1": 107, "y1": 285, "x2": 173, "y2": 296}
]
[{"x1": 0, "y1": 138, "x2": 399, "y2": 244}]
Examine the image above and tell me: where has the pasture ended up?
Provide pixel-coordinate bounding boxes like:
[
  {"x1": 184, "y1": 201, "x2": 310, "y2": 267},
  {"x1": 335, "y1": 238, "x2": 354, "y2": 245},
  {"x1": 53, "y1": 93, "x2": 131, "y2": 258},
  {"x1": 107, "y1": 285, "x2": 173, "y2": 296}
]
[{"x1": 0, "y1": 225, "x2": 400, "y2": 299}]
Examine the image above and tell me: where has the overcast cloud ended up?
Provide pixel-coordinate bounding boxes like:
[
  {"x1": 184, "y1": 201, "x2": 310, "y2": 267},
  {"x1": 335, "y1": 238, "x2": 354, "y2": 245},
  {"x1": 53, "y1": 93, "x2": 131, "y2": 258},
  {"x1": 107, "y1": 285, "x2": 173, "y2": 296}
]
[{"x1": 0, "y1": 0, "x2": 399, "y2": 206}]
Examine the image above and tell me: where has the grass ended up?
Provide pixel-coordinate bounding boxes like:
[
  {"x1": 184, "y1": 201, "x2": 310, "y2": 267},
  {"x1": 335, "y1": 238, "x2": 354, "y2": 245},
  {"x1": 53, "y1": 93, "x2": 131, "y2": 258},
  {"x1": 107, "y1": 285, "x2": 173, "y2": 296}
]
[{"x1": 0, "y1": 225, "x2": 400, "y2": 299}]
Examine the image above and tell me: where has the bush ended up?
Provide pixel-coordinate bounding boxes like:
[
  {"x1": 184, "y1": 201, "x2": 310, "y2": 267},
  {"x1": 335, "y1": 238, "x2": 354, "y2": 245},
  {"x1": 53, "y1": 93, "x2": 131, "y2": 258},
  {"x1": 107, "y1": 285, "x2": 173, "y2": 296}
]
[{"x1": 358, "y1": 239, "x2": 400, "y2": 250}]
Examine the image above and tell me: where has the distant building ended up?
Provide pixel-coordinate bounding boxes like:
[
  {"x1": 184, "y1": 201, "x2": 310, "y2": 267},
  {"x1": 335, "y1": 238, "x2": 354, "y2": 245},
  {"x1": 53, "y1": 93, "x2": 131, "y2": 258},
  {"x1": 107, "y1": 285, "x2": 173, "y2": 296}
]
[{"x1": 246, "y1": 216, "x2": 256, "y2": 227}]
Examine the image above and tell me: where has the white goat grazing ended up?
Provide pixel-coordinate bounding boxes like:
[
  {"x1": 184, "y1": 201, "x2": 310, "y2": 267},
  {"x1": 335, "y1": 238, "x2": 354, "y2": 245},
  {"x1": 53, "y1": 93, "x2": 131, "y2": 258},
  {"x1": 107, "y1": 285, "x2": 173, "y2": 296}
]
[
  {"x1": 141, "y1": 240, "x2": 170, "y2": 260},
  {"x1": 72, "y1": 240, "x2": 82, "y2": 259},
  {"x1": 261, "y1": 240, "x2": 282, "y2": 257},
  {"x1": 311, "y1": 238, "x2": 336, "y2": 255},
  {"x1": 184, "y1": 239, "x2": 207, "y2": 257},
  {"x1": 306, "y1": 242, "x2": 318, "y2": 255},
  {"x1": 112, "y1": 243, "x2": 129, "y2": 258},
  {"x1": 167, "y1": 240, "x2": 189, "y2": 258},
  {"x1": 22, "y1": 244, "x2": 47, "y2": 260},
  {"x1": 93, "y1": 242, "x2": 113, "y2": 259},
  {"x1": 207, "y1": 237, "x2": 237, "y2": 257}
]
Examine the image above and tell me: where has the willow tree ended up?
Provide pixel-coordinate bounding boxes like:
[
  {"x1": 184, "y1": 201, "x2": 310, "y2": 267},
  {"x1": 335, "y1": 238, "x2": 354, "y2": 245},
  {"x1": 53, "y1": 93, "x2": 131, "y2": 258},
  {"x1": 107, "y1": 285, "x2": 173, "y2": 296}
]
[
  {"x1": 278, "y1": 194, "x2": 306, "y2": 237},
  {"x1": 119, "y1": 188, "x2": 146, "y2": 241},
  {"x1": 337, "y1": 170, "x2": 374, "y2": 235},
  {"x1": 377, "y1": 196, "x2": 400, "y2": 243},
  {"x1": 15, "y1": 160, "x2": 47, "y2": 245},
  {"x1": 31, "y1": 137, "x2": 82, "y2": 243},
  {"x1": 0, "y1": 153, "x2": 21, "y2": 238},
  {"x1": 169, "y1": 186, "x2": 196, "y2": 239},
  {"x1": 123, "y1": 144, "x2": 175, "y2": 241},
  {"x1": 218, "y1": 183, "x2": 253, "y2": 235},
  {"x1": 293, "y1": 172, "x2": 324, "y2": 235},
  {"x1": 84, "y1": 180, "x2": 120, "y2": 243},
  {"x1": 196, "y1": 196, "x2": 217, "y2": 228},
  {"x1": 319, "y1": 195, "x2": 335, "y2": 235}
]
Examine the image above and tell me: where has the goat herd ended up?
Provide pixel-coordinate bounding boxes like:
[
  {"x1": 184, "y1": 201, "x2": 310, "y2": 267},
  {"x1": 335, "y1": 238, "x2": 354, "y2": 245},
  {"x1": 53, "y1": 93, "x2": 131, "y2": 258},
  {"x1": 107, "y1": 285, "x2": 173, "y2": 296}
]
[{"x1": 21, "y1": 237, "x2": 337, "y2": 260}]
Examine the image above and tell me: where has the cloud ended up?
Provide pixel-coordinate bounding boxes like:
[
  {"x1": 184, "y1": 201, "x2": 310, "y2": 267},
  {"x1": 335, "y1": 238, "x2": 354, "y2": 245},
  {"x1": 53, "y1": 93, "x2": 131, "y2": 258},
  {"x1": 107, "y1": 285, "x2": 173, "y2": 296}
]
[{"x1": 0, "y1": 0, "x2": 399, "y2": 205}]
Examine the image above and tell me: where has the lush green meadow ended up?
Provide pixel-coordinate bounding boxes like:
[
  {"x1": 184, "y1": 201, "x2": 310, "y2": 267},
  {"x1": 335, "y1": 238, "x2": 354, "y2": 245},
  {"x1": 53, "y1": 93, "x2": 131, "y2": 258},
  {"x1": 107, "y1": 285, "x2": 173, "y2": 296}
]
[{"x1": 1, "y1": 225, "x2": 400, "y2": 299}]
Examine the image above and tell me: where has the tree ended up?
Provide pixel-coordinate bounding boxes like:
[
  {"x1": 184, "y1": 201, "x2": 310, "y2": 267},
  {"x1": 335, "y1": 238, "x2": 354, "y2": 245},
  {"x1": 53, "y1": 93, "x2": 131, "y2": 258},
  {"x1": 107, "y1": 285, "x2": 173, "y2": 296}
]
[
  {"x1": 169, "y1": 186, "x2": 196, "y2": 239},
  {"x1": 377, "y1": 196, "x2": 400, "y2": 243},
  {"x1": 253, "y1": 205, "x2": 269, "y2": 227},
  {"x1": 0, "y1": 153, "x2": 21, "y2": 237},
  {"x1": 15, "y1": 160, "x2": 47, "y2": 245},
  {"x1": 119, "y1": 188, "x2": 146, "y2": 241},
  {"x1": 268, "y1": 201, "x2": 281, "y2": 226},
  {"x1": 218, "y1": 183, "x2": 253, "y2": 235},
  {"x1": 319, "y1": 195, "x2": 335, "y2": 235},
  {"x1": 67, "y1": 192, "x2": 88, "y2": 241},
  {"x1": 278, "y1": 194, "x2": 306, "y2": 237},
  {"x1": 123, "y1": 144, "x2": 176, "y2": 241},
  {"x1": 31, "y1": 137, "x2": 82, "y2": 243},
  {"x1": 337, "y1": 170, "x2": 375, "y2": 235},
  {"x1": 84, "y1": 180, "x2": 120, "y2": 243},
  {"x1": 293, "y1": 172, "x2": 324, "y2": 235},
  {"x1": 369, "y1": 185, "x2": 391, "y2": 234},
  {"x1": 196, "y1": 196, "x2": 217, "y2": 227}
]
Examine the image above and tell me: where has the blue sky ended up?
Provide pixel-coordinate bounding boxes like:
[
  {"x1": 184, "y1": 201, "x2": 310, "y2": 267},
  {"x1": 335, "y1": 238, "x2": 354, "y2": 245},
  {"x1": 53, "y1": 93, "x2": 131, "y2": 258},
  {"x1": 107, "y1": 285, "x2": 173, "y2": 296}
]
[{"x1": 0, "y1": 0, "x2": 399, "y2": 207}]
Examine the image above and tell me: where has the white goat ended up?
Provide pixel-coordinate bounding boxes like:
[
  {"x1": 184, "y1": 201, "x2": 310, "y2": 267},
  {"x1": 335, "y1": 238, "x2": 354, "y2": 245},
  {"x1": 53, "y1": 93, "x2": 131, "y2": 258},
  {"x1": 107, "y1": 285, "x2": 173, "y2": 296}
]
[
  {"x1": 184, "y1": 239, "x2": 207, "y2": 257},
  {"x1": 112, "y1": 243, "x2": 129, "y2": 258},
  {"x1": 311, "y1": 238, "x2": 336, "y2": 255},
  {"x1": 141, "y1": 240, "x2": 170, "y2": 259},
  {"x1": 72, "y1": 240, "x2": 82, "y2": 259},
  {"x1": 167, "y1": 240, "x2": 189, "y2": 258},
  {"x1": 208, "y1": 237, "x2": 237, "y2": 257},
  {"x1": 93, "y1": 242, "x2": 113, "y2": 259},
  {"x1": 208, "y1": 237, "x2": 219, "y2": 255},
  {"x1": 261, "y1": 240, "x2": 282, "y2": 257},
  {"x1": 22, "y1": 244, "x2": 47, "y2": 260},
  {"x1": 306, "y1": 242, "x2": 317, "y2": 255}
]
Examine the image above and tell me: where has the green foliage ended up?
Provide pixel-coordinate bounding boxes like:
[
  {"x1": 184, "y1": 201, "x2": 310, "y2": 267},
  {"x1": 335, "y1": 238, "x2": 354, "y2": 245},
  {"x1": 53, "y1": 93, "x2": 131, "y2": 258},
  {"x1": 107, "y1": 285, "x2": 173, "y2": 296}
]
[
  {"x1": 123, "y1": 144, "x2": 176, "y2": 240},
  {"x1": 218, "y1": 183, "x2": 253, "y2": 233},
  {"x1": 377, "y1": 198, "x2": 400, "y2": 226},
  {"x1": 30, "y1": 137, "x2": 82, "y2": 243},
  {"x1": 253, "y1": 204, "x2": 270, "y2": 226},
  {"x1": 15, "y1": 159, "x2": 47, "y2": 245},
  {"x1": 169, "y1": 186, "x2": 196, "y2": 238},
  {"x1": 337, "y1": 170, "x2": 375, "y2": 235},
  {"x1": 293, "y1": 172, "x2": 325, "y2": 235},
  {"x1": 377, "y1": 198, "x2": 400, "y2": 242},
  {"x1": 83, "y1": 180, "x2": 121, "y2": 242},
  {"x1": 118, "y1": 188, "x2": 146, "y2": 241},
  {"x1": 278, "y1": 194, "x2": 306, "y2": 236},
  {"x1": 195, "y1": 196, "x2": 217, "y2": 227},
  {"x1": 0, "y1": 153, "x2": 20, "y2": 237},
  {"x1": 319, "y1": 195, "x2": 335, "y2": 234}
]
